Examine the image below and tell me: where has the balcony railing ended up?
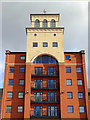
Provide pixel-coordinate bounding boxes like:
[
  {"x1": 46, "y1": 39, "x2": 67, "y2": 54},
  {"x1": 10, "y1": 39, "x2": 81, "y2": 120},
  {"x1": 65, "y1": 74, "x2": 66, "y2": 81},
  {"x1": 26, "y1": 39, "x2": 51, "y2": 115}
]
[
  {"x1": 30, "y1": 110, "x2": 60, "y2": 118},
  {"x1": 31, "y1": 69, "x2": 58, "y2": 77},
  {"x1": 30, "y1": 96, "x2": 59, "y2": 103},
  {"x1": 31, "y1": 82, "x2": 59, "y2": 90}
]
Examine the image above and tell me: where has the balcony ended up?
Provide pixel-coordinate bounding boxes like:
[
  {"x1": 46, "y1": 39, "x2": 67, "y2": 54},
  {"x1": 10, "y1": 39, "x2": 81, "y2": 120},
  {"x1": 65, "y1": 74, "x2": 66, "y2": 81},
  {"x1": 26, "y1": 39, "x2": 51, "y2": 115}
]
[
  {"x1": 30, "y1": 96, "x2": 59, "y2": 104},
  {"x1": 30, "y1": 110, "x2": 60, "y2": 118},
  {"x1": 31, "y1": 69, "x2": 58, "y2": 77},
  {"x1": 31, "y1": 82, "x2": 59, "y2": 90}
]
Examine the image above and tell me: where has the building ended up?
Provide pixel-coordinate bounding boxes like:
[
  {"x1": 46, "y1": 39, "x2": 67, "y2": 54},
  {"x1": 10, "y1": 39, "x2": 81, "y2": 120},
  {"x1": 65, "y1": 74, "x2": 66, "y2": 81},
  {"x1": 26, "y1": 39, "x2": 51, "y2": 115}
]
[
  {"x1": 0, "y1": 88, "x2": 3, "y2": 120},
  {"x1": 1, "y1": 13, "x2": 88, "y2": 120},
  {"x1": 88, "y1": 88, "x2": 90, "y2": 120}
]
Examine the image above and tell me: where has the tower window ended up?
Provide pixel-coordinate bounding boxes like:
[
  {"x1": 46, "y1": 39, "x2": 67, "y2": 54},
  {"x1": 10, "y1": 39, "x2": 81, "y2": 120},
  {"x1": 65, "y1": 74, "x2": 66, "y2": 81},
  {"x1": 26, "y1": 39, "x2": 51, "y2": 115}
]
[
  {"x1": 79, "y1": 106, "x2": 85, "y2": 113},
  {"x1": 7, "y1": 92, "x2": 13, "y2": 98},
  {"x1": 43, "y1": 42, "x2": 48, "y2": 47},
  {"x1": 20, "y1": 56, "x2": 25, "y2": 60},
  {"x1": 68, "y1": 106, "x2": 73, "y2": 113},
  {"x1": 50, "y1": 19, "x2": 56, "y2": 27},
  {"x1": 67, "y1": 92, "x2": 73, "y2": 99},
  {"x1": 33, "y1": 42, "x2": 38, "y2": 47},
  {"x1": 18, "y1": 92, "x2": 24, "y2": 98},
  {"x1": 9, "y1": 67, "x2": 14, "y2": 73},
  {"x1": 66, "y1": 67, "x2": 71, "y2": 73},
  {"x1": 66, "y1": 79, "x2": 72, "y2": 85},
  {"x1": 17, "y1": 106, "x2": 23, "y2": 112},
  {"x1": 53, "y1": 42, "x2": 58, "y2": 47},
  {"x1": 65, "y1": 55, "x2": 70, "y2": 60},
  {"x1": 20, "y1": 67, "x2": 25, "y2": 73},
  {"x1": 77, "y1": 79, "x2": 83, "y2": 85},
  {"x1": 76, "y1": 67, "x2": 81, "y2": 73},
  {"x1": 19, "y1": 79, "x2": 24, "y2": 85},
  {"x1": 78, "y1": 92, "x2": 83, "y2": 99},
  {"x1": 8, "y1": 79, "x2": 14, "y2": 85},
  {"x1": 6, "y1": 106, "x2": 12, "y2": 113},
  {"x1": 43, "y1": 19, "x2": 48, "y2": 27},
  {"x1": 35, "y1": 19, "x2": 40, "y2": 27}
]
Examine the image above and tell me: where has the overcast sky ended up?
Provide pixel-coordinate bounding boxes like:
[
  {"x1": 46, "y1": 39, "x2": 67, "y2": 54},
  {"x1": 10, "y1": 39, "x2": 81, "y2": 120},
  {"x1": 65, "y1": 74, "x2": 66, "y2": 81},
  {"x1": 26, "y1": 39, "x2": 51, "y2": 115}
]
[{"x1": 0, "y1": 2, "x2": 89, "y2": 88}]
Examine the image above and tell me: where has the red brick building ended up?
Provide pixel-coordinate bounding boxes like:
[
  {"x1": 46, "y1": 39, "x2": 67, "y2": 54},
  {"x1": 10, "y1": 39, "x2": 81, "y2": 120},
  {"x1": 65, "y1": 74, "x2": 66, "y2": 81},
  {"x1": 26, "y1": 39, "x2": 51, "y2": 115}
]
[{"x1": 1, "y1": 14, "x2": 88, "y2": 119}]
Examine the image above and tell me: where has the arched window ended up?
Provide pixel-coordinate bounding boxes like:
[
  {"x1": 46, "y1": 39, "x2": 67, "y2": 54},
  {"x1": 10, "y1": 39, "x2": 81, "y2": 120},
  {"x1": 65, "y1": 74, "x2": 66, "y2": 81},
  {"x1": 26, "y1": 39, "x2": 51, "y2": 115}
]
[
  {"x1": 50, "y1": 19, "x2": 56, "y2": 28},
  {"x1": 43, "y1": 19, "x2": 48, "y2": 27},
  {"x1": 33, "y1": 55, "x2": 58, "y2": 64},
  {"x1": 35, "y1": 19, "x2": 40, "y2": 27}
]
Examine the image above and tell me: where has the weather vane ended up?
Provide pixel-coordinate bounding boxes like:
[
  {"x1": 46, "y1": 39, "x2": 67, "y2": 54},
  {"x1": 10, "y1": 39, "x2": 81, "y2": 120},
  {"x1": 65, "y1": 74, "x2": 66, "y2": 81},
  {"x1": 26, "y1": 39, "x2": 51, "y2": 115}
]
[{"x1": 40, "y1": 9, "x2": 47, "y2": 14}]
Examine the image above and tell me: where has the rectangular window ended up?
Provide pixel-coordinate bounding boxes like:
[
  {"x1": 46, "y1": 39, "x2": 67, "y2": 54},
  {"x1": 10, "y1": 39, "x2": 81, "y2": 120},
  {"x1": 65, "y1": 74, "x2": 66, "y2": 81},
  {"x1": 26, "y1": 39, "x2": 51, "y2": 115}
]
[
  {"x1": 9, "y1": 67, "x2": 14, "y2": 73},
  {"x1": 76, "y1": 67, "x2": 81, "y2": 73},
  {"x1": 34, "y1": 79, "x2": 42, "y2": 88},
  {"x1": 6, "y1": 106, "x2": 12, "y2": 113},
  {"x1": 33, "y1": 42, "x2": 38, "y2": 47},
  {"x1": 20, "y1": 56, "x2": 25, "y2": 60},
  {"x1": 17, "y1": 106, "x2": 23, "y2": 112},
  {"x1": 66, "y1": 79, "x2": 72, "y2": 85},
  {"x1": 35, "y1": 67, "x2": 43, "y2": 75},
  {"x1": 78, "y1": 92, "x2": 83, "y2": 99},
  {"x1": 43, "y1": 42, "x2": 48, "y2": 47},
  {"x1": 7, "y1": 92, "x2": 13, "y2": 98},
  {"x1": 48, "y1": 92, "x2": 57, "y2": 102},
  {"x1": 8, "y1": 79, "x2": 14, "y2": 85},
  {"x1": 65, "y1": 55, "x2": 70, "y2": 60},
  {"x1": 79, "y1": 106, "x2": 85, "y2": 113},
  {"x1": 66, "y1": 67, "x2": 71, "y2": 73},
  {"x1": 34, "y1": 106, "x2": 42, "y2": 117},
  {"x1": 67, "y1": 92, "x2": 73, "y2": 99},
  {"x1": 48, "y1": 67, "x2": 56, "y2": 75},
  {"x1": 19, "y1": 79, "x2": 24, "y2": 85},
  {"x1": 48, "y1": 79, "x2": 56, "y2": 88},
  {"x1": 18, "y1": 92, "x2": 24, "y2": 98},
  {"x1": 68, "y1": 106, "x2": 73, "y2": 113},
  {"x1": 20, "y1": 67, "x2": 25, "y2": 73},
  {"x1": 52, "y1": 42, "x2": 58, "y2": 47},
  {"x1": 77, "y1": 80, "x2": 83, "y2": 85},
  {"x1": 48, "y1": 106, "x2": 57, "y2": 116},
  {"x1": 34, "y1": 92, "x2": 42, "y2": 102}
]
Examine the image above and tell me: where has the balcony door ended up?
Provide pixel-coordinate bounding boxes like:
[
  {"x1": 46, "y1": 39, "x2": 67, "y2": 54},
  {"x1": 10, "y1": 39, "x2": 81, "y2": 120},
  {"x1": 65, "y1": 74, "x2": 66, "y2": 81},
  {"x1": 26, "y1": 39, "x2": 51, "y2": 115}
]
[
  {"x1": 48, "y1": 106, "x2": 57, "y2": 116},
  {"x1": 34, "y1": 92, "x2": 42, "y2": 102},
  {"x1": 48, "y1": 92, "x2": 57, "y2": 102},
  {"x1": 48, "y1": 79, "x2": 56, "y2": 88},
  {"x1": 35, "y1": 67, "x2": 43, "y2": 75},
  {"x1": 34, "y1": 79, "x2": 42, "y2": 88},
  {"x1": 48, "y1": 67, "x2": 56, "y2": 75},
  {"x1": 34, "y1": 106, "x2": 42, "y2": 117}
]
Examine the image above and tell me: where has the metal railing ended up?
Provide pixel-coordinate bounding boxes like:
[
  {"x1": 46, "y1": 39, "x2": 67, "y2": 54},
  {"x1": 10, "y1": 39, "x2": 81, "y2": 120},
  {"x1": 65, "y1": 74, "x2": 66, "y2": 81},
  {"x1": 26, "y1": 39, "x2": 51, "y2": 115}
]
[
  {"x1": 31, "y1": 69, "x2": 58, "y2": 77},
  {"x1": 30, "y1": 96, "x2": 59, "y2": 103},
  {"x1": 30, "y1": 110, "x2": 60, "y2": 118},
  {"x1": 31, "y1": 82, "x2": 59, "y2": 89}
]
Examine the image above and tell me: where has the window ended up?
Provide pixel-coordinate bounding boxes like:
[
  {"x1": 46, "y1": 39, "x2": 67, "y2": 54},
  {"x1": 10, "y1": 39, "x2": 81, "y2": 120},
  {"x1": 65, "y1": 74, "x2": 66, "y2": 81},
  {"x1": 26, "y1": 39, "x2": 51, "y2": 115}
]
[
  {"x1": 33, "y1": 42, "x2": 38, "y2": 47},
  {"x1": 66, "y1": 67, "x2": 71, "y2": 73},
  {"x1": 34, "y1": 33, "x2": 37, "y2": 36},
  {"x1": 34, "y1": 106, "x2": 42, "y2": 117},
  {"x1": 35, "y1": 19, "x2": 40, "y2": 27},
  {"x1": 19, "y1": 79, "x2": 24, "y2": 85},
  {"x1": 35, "y1": 67, "x2": 43, "y2": 75},
  {"x1": 18, "y1": 92, "x2": 24, "y2": 98},
  {"x1": 43, "y1": 19, "x2": 48, "y2": 27},
  {"x1": 34, "y1": 79, "x2": 42, "y2": 88},
  {"x1": 48, "y1": 79, "x2": 56, "y2": 88},
  {"x1": 18, "y1": 106, "x2": 23, "y2": 112},
  {"x1": 54, "y1": 34, "x2": 56, "y2": 36},
  {"x1": 48, "y1": 92, "x2": 57, "y2": 102},
  {"x1": 52, "y1": 42, "x2": 58, "y2": 47},
  {"x1": 48, "y1": 106, "x2": 57, "y2": 116},
  {"x1": 7, "y1": 92, "x2": 13, "y2": 98},
  {"x1": 76, "y1": 67, "x2": 81, "y2": 73},
  {"x1": 79, "y1": 106, "x2": 85, "y2": 113},
  {"x1": 34, "y1": 92, "x2": 42, "y2": 102},
  {"x1": 9, "y1": 67, "x2": 14, "y2": 73},
  {"x1": 67, "y1": 92, "x2": 73, "y2": 99},
  {"x1": 20, "y1": 67, "x2": 25, "y2": 73},
  {"x1": 78, "y1": 92, "x2": 83, "y2": 99},
  {"x1": 65, "y1": 55, "x2": 70, "y2": 60},
  {"x1": 8, "y1": 79, "x2": 14, "y2": 85},
  {"x1": 77, "y1": 80, "x2": 83, "y2": 85},
  {"x1": 68, "y1": 106, "x2": 73, "y2": 113},
  {"x1": 50, "y1": 19, "x2": 56, "y2": 28},
  {"x1": 6, "y1": 106, "x2": 12, "y2": 113},
  {"x1": 43, "y1": 42, "x2": 48, "y2": 47},
  {"x1": 33, "y1": 55, "x2": 58, "y2": 64},
  {"x1": 48, "y1": 67, "x2": 56, "y2": 75},
  {"x1": 66, "y1": 79, "x2": 72, "y2": 85},
  {"x1": 20, "y1": 56, "x2": 25, "y2": 60}
]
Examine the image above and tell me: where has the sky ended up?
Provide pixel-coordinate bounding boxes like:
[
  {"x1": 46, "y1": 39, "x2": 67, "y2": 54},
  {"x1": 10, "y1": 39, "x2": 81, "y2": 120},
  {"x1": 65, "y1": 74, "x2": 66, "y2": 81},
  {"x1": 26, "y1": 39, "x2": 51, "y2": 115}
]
[{"x1": 0, "y1": 2, "x2": 89, "y2": 88}]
